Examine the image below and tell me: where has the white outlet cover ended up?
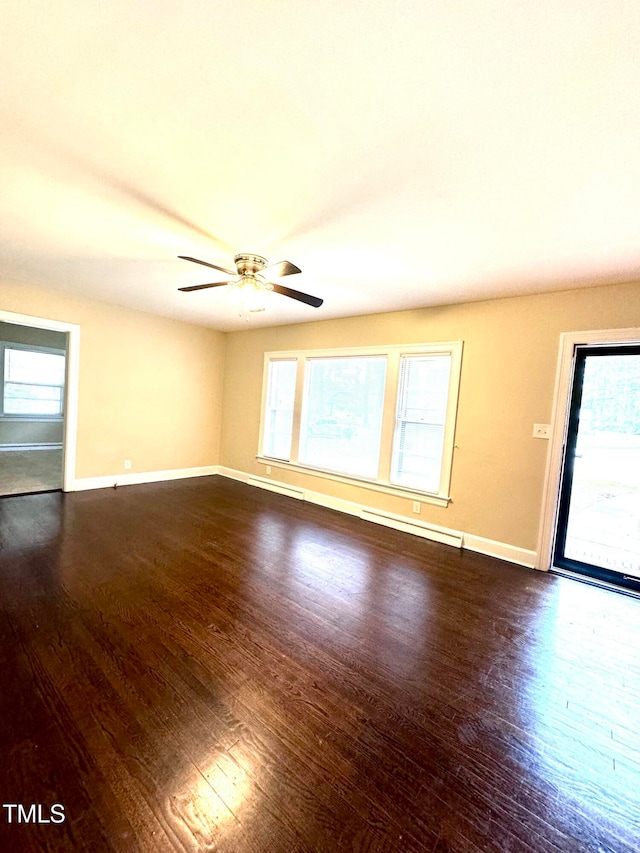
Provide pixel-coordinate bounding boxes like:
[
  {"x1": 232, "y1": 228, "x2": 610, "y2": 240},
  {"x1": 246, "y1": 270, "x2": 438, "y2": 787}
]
[{"x1": 532, "y1": 424, "x2": 551, "y2": 439}]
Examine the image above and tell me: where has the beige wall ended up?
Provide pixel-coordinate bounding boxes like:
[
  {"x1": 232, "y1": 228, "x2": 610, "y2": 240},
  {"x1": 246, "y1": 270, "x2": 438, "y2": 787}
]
[
  {"x1": 220, "y1": 280, "x2": 640, "y2": 552},
  {"x1": 0, "y1": 280, "x2": 226, "y2": 478},
  {"x1": 3, "y1": 275, "x2": 639, "y2": 553}
]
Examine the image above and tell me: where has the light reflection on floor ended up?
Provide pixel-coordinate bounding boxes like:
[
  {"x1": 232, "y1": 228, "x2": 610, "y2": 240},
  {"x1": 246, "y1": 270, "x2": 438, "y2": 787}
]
[
  {"x1": 253, "y1": 509, "x2": 435, "y2": 683},
  {"x1": 173, "y1": 745, "x2": 255, "y2": 848},
  {"x1": 524, "y1": 577, "x2": 640, "y2": 819}
]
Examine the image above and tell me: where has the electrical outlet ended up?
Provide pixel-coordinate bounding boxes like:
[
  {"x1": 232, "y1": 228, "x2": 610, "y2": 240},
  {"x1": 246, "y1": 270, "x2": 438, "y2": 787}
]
[
  {"x1": 532, "y1": 424, "x2": 550, "y2": 439},
  {"x1": 266, "y1": 465, "x2": 271, "y2": 475},
  {"x1": 412, "y1": 500, "x2": 421, "y2": 514},
  {"x1": 124, "y1": 459, "x2": 132, "y2": 469}
]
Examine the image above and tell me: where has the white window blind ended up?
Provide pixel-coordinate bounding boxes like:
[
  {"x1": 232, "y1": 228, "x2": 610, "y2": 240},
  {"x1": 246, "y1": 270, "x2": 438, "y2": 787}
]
[
  {"x1": 3, "y1": 347, "x2": 66, "y2": 416},
  {"x1": 299, "y1": 356, "x2": 387, "y2": 478},
  {"x1": 390, "y1": 354, "x2": 452, "y2": 492},
  {"x1": 262, "y1": 359, "x2": 297, "y2": 460}
]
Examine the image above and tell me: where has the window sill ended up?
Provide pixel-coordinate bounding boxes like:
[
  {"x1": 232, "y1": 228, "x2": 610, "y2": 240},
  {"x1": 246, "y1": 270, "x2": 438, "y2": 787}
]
[
  {"x1": 255, "y1": 456, "x2": 451, "y2": 507},
  {"x1": 0, "y1": 415, "x2": 64, "y2": 422}
]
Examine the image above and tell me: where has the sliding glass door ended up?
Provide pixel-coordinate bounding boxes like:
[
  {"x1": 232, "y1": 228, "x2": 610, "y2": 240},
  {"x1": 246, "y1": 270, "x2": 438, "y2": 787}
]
[{"x1": 554, "y1": 345, "x2": 640, "y2": 592}]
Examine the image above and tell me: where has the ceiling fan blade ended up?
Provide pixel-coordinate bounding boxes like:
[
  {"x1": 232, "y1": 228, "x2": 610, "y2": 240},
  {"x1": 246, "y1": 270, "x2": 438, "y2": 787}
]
[
  {"x1": 178, "y1": 255, "x2": 236, "y2": 276},
  {"x1": 270, "y1": 283, "x2": 323, "y2": 308},
  {"x1": 178, "y1": 280, "x2": 235, "y2": 292},
  {"x1": 264, "y1": 260, "x2": 301, "y2": 277}
]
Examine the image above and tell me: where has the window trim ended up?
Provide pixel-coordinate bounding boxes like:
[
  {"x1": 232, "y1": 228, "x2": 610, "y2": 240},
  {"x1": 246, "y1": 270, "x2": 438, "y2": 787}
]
[
  {"x1": 257, "y1": 341, "x2": 463, "y2": 506},
  {"x1": 0, "y1": 341, "x2": 66, "y2": 420}
]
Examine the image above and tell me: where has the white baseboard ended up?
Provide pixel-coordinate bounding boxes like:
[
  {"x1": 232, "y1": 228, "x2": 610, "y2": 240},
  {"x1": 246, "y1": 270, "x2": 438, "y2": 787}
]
[
  {"x1": 72, "y1": 465, "x2": 219, "y2": 492},
  {"x1": 300, "y1": 488, "x2": 362, "y2": 517},
  {"x1": 361, "y1": 508, "x2": 463, "y2": 548},
  {"x1": 216, "y1": 465, "x2": 246, "y2": 483},
  {"x1": 217, "y1": 466, "x2": 534, "y2": 567},
  {"x1": 462, "y1": 533, "x2": 537, "y2": 569},
  {"x1": 247, "y1": 474, "x2": 304, "y2": 500},
  {"x1": 69, "y1": 463, "x2": 538, "y2": 568}
]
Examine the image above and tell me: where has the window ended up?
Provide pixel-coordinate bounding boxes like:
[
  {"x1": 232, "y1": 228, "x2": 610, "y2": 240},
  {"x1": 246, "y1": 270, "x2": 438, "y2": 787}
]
[
  {"x1": 299, "y1": 356, "x2": 387, "y2": 479},
  {"x1": 1, "y1": 344, "x2": 66, "y2": 417},
  {"x1": 391, "y1": 354, "x2": 452, "y2": 493},
  {"x1": 262, "y1": 359, "x2": 297, "y2": 460},
  {"x1": 259, "y1": 342, "x2": 462, "y2": 503}
]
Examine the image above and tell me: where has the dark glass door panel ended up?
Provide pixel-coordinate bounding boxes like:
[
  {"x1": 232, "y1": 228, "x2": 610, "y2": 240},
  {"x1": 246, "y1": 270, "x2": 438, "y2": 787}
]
[{"x1": 554, "y1": 345, "x2": 640, "y2": 592}]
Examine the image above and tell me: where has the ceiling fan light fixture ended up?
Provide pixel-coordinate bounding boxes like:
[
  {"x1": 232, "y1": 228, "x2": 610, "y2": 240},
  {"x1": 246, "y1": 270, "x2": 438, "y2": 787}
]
[
  {"x1": 177, "y1": 253, "x2": 323, "y2": 312},
  {"x1": 227, "y1": 275, "x2": 267, "y2": 317}
]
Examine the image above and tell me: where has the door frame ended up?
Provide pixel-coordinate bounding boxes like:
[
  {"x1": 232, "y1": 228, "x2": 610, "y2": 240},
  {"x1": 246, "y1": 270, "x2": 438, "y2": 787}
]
[
  {"x1": 536, "y1": 326, "x2": 640, "y2": 571},
  {"x1": 0, "y1": 309, "x2": 80, "y2": 492}
]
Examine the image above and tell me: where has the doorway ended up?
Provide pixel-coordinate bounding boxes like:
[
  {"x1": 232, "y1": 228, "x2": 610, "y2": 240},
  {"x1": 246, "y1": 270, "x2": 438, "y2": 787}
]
[
  {"x1": 553, "y1": 344, "x2": 640, "y2": 592},
  {"x1": 0, "y1": 309, "x2": 79, "y2": 495},
  {"x1": 0, "y1": 322, "x2": 67, "y2": 496}
]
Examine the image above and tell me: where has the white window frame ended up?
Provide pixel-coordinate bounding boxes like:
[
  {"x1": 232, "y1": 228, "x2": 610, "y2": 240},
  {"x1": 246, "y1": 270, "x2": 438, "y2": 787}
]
[
  {"x1": 257, "y1": 342, "x2": 463, "y2": 507},
  {"x1": 0, "y1": 341, "x2": 67, "y2": 420}
]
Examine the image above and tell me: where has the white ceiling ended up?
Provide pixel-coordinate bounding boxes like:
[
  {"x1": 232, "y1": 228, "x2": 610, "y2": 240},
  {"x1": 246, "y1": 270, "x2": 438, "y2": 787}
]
[{"x1": 2, "y1": 1, "x2": 640, "y2": 331}]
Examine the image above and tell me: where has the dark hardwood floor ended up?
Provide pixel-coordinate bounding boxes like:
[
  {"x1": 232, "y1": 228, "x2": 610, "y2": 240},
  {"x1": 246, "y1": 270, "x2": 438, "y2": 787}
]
[{"x1": 1, "y1": 477, "x2": 639, "y2": 852}]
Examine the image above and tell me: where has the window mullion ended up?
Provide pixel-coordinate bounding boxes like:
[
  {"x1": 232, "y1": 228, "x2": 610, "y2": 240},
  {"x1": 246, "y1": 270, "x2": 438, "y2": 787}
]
[
  {"x1": 377, "y1": 350, "x2": 399, "y2": 483},
  {"x1": 289, "y1": 356, "x2": 306, "y2": 463}
]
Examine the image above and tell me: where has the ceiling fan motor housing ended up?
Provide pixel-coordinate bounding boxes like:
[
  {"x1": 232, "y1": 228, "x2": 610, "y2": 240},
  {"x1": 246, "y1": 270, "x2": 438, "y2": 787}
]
[{"x1": 234, "y1": 254, "x2": 269, "y2": 276}]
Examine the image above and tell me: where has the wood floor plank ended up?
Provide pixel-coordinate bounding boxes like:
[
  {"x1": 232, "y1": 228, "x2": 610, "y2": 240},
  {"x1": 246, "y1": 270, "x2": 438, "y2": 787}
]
[{"x1": 1, "y1": 477, "x2": 640, "y2": 851}]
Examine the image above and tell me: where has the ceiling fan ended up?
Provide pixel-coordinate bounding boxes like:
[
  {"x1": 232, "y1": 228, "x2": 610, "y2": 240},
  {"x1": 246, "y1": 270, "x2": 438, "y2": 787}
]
[{"x1": 177, "y1": 253, "x2": 323, "y2": 309}]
